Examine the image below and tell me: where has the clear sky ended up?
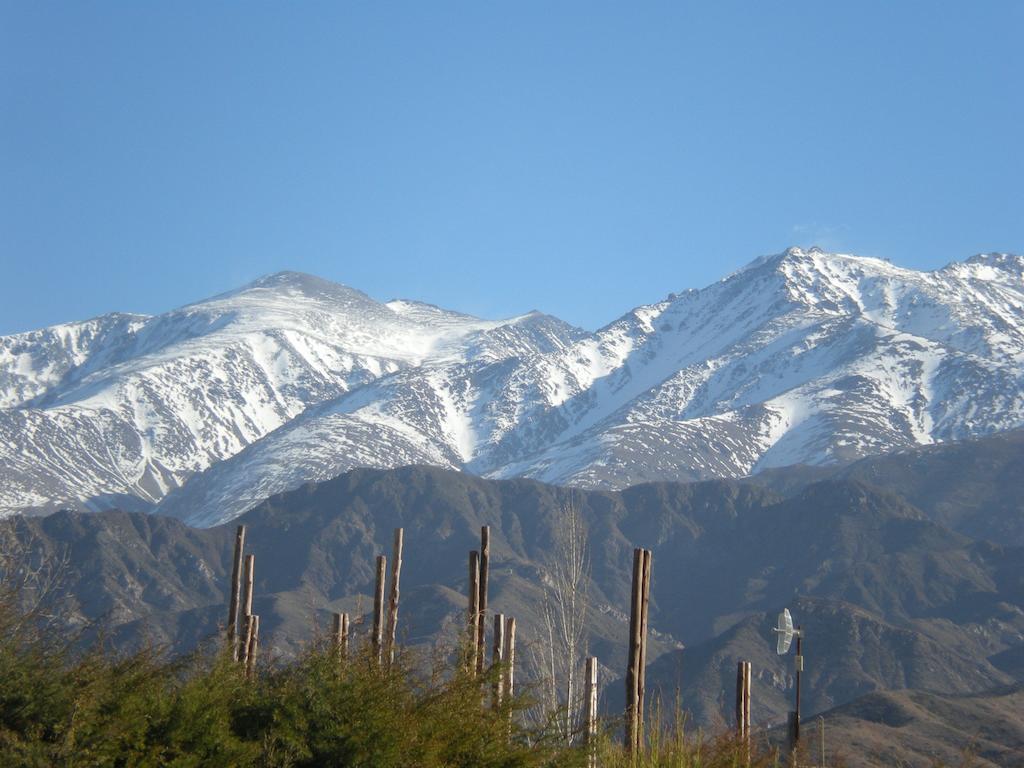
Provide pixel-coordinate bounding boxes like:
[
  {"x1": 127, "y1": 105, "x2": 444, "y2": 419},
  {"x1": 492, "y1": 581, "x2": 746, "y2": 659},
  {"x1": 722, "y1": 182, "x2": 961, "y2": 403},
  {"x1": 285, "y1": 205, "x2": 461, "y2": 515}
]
[{"x1": 1, "y1": 2, "x2": 1021, "y2": 334}]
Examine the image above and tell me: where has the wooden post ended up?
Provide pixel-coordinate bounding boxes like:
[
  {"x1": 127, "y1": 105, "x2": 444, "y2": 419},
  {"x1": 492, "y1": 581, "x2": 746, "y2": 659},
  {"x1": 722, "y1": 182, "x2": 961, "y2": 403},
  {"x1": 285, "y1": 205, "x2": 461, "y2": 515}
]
[
  {"x1": 744, "y1": 662, "x2": 751, "y2": 756},
  {"x1": 333, "y1": 611, "x2": 350, "y2": 658},
  {"x1": 504, "y1": 616, "x2": 516, "y2": 700},
  {"x1": 736, "y1": 661, "x2": 745, "y2": 738},
  {"x1": 240, "y1": 612, "x2": 254, "y2": 668},
  {"x1": 492, "y1": 612, "x2": 506, "y2": 708},
  {"x1": 238, "y1": 554, "x2": 255, "y2": 662},
  {"x1": 467, "y1": 550, "x2": 480, "y2": 675},
  {"x1": 625, "y1": 548, "x2": 652, "y2": 755},
  {"x1": 736, "y1": 661, "x2": 751, "y2": 761},
  {"x1": 372, "y1": 554, "x2": 386, "y2": 666},
  {"x1": 476, "y1": 526, "x2": 490, "y2": 675},
  {"x1": 226, "y1": 525, "x2": 246, "y2": 659},
  {"x1": 245, "y1": 614, "x2": 259, "y2": 679},
  {"x1": 584, "y1": 656, "x2": 599, "y2": 768},
  {"x1": 819, "y1": 715, "x2": 826, "y2": 768},
  {"x1": 385, "y1": 527, "x2": 404, "y2": 666},
  {"x1": 625, "y1": 548, "x2": 644, "y2": 753},
  {"x1": 637, "y1": 548, "x2": 652, "y2": 750}
]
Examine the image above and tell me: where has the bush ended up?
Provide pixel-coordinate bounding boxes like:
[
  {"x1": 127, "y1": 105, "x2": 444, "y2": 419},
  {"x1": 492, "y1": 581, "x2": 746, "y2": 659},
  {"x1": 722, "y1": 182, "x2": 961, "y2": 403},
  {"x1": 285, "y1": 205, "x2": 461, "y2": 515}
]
[{"x1": 0, "y1": 578, "x2": 771, "y2": 768}]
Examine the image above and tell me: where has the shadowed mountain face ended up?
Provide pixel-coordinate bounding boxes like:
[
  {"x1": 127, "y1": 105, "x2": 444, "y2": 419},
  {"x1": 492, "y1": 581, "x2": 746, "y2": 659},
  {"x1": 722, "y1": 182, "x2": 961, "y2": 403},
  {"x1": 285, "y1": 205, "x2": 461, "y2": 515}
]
[
  {"x1": 751, "y1": 427, "x2": 1024, "y2": 546},
  {"x1": 5, "y1": 430, "x2": 1024, "y2": 754}
]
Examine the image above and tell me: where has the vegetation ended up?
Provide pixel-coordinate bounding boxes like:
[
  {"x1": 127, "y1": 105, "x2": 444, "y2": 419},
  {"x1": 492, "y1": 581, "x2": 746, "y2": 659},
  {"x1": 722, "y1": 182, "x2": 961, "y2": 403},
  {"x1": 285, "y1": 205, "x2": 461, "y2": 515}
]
[{"x1": 0, "y1": 605, "x2": 785, "y2": 767}]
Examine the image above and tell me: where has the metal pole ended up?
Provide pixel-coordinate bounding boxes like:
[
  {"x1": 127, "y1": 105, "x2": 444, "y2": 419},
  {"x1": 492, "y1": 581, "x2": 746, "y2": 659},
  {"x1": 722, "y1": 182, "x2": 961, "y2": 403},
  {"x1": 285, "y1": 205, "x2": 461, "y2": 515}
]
[
  {"x1": 795, "y1": 628, "x2": 803, "y2": 744},
  {"x1": 788, "y1": 626, "x2": 803, "y2": 763}
]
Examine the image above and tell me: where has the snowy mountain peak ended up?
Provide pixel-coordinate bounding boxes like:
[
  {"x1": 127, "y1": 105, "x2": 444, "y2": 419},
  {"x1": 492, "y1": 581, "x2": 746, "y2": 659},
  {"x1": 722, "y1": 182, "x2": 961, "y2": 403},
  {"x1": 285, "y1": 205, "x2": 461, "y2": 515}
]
[
  {"x1": 4, "y1": 249, "x2": 1024, "y2": 524},
  {"x1": 954, "y1": 252, "x2": 1024, "y2": 282},
  {"x1": 213, "y1": 270, "x2": 377, "y2": 308}
]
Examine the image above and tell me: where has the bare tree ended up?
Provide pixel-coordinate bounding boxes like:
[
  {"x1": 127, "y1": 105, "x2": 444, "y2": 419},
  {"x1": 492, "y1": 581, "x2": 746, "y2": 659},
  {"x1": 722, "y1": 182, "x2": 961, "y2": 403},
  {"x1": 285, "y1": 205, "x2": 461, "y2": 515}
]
[
  {"x1": 0, "y1": 518, "x2": 70, "y2": 640},
  {"x1": 527, "y1": 497, "x2": 590, "y2": 741}
]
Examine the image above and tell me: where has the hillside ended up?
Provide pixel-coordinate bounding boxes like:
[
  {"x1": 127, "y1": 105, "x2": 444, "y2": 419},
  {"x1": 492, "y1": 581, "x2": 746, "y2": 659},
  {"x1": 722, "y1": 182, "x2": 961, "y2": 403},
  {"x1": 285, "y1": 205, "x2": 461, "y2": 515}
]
[
  {"x1": 5, "y1": 434, "x2": 1024, "y2": 750},
  {"x1": 816, "y1": 685, "x2": 1024, "y2": 767}
]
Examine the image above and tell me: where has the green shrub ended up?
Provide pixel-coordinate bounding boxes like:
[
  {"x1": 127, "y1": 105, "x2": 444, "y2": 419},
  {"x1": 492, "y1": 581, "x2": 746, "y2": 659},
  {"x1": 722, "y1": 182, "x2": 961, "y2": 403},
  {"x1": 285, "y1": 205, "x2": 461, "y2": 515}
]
[{"x1": 0, "y1": 595, "x2": 777, "y2": 768}]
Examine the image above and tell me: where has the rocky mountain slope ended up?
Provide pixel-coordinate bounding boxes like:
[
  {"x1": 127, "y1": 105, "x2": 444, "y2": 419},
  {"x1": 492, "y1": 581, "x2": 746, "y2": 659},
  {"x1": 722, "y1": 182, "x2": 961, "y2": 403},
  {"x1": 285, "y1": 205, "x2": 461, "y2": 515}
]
[
  {"x1": 4, "y1": 248, "x2": 1024, "y2": 522},
  {"x1": 750, "y1": 426, "x2": 1024, "y2": 546},
  {"x1": 814, "y1": 684, "x2": 1024, "y2": 767}
]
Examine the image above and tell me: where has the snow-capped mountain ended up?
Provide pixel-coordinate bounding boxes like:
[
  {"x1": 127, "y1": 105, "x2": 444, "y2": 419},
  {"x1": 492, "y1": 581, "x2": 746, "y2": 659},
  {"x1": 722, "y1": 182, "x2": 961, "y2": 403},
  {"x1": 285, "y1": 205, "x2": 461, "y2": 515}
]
[
  {"x1": 4, "y1": 248, "x2": 1024, "y2": 525},
  {"x1": 0, "y1": 271, "x2": 580, "y2": 516}
]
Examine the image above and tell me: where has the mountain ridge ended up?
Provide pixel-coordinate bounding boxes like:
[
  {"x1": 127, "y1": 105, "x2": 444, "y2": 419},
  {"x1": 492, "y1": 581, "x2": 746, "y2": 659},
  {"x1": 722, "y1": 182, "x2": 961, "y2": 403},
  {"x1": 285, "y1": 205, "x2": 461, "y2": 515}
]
[{"x1": 3, "y1": 248, "x2": 1024, "y2": 522}]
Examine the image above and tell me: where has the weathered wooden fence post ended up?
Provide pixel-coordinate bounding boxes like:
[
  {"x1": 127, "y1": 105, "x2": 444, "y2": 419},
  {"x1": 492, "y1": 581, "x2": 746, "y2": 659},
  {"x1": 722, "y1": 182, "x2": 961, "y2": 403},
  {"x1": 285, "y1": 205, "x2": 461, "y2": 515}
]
[
  {"x1": 240, "y1": 612, "x2": 254, "y2": 668},
  {"x1": 625, "y1": 549, "x2": 643, "y2": 753},
  {"x1": 745, "y1": 662, "x2": 751, "y2": 744},
  {"x1": 372, "y1": 554, "x2": 387, "y2": 666},
  {"x1": 467, "y1": 550, "x2": 480, "y2": 675},
  {"x1": 492, "y1": 612, "x2": 506, "y2": 708},
  {"x1": 245, "y1": 614, "x2": 259, "y2": 679},
  {"x1": 584, "y1": 656, "x2": 599, "y2": 768},
  {"x1": 625, "y1": 547, "x2": 652, "y2": 756},
  {"x1": 238, "y1": 554, "x2": 255, "y2": 663},
  {"x1": 226, "y1": 524, "x2": 246, "y2": 660},
  {"x1": 333, "y1": 611, "x2": 343, "y2": 651},
  {"x1": 504, "y1": 616, "x2": 516, "y2": 700},
  {"x1": 476, "y1": 526, "x2": 490, "y2": 675},
  {"x1": 333, "y1": 611, "x2": 350, "y2": 659},
  {"x1": 386, "y1": 527, "x2": 404, "y2": 666},
  {"x1": 638, "y1": 548, "x2": 651, "y2": 749},
  {"x1": 736, "y1": 660, "x2": 751, "y2": 762}
]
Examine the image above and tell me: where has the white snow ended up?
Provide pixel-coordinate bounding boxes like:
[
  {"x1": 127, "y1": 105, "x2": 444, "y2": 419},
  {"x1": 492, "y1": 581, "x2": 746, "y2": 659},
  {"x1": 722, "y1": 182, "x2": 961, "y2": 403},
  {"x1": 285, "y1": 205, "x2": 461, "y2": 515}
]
[{"x1": 3, "y1": 252, "x2": 1024, "y2": 523}]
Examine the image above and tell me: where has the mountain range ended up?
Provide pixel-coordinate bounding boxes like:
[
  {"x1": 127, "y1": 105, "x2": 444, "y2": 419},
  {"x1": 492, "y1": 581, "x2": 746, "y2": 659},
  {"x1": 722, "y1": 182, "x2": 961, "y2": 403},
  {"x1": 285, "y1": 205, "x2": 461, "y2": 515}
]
[
  {"x1": 5, "y1": 427, "x2": 1024, "y2": 765},
  {"x1": 3, "y1": 247, "x2": 1024, "y2": 525}
]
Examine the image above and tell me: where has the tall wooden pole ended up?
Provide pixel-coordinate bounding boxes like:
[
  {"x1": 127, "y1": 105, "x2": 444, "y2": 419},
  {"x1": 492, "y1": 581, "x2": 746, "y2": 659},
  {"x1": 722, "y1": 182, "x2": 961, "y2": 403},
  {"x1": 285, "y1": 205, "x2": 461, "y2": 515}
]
[
  {"x1": 504, "y1": 617, "x2": 516, "y2": 700},
  {"x1": 744, "y1": 662, "x2": 751, "y2": 756},
  {"x1": 625, "y1": 548, "x2": 652, "y2": 755},
  {"x1": 819, "y1": 715, "x2": 826, "y2": 768},
  {"x1": 372, "y1": 554, "x2": 387, "y2": 666},
  {"x1": 476, "y1": 526, "x2": 490, "y2": 675},
  {"x1": 467, "y1": 550, "x2": 480, "y2": 675},
  {"x1": 226, "y1": 525, "x2": 246, "y2": 660},
  {"x1": 386, "y1": 527, "x2": 404, "y2": 665},
  {"x1": 637, "y1": 548, "x2": 652, "y2": 750},
  {"x1": 238, "y1": 554, "x2": 255, "y2": 662},
  {"x1": 584, "y1": 656, "x2": 599, "y2": 768},
  {"x1": 492, "y1": 612, "x2": 506, "y2": 708},
  {"x1": 625, "y1": 548, "x2": 644, "y2": 753},
  {"x1": 736, "y1": 661, "x2": 751, "y2": 762},
  {"x1": 736, "y1": 661, "x2": 746, "y2": 738}
]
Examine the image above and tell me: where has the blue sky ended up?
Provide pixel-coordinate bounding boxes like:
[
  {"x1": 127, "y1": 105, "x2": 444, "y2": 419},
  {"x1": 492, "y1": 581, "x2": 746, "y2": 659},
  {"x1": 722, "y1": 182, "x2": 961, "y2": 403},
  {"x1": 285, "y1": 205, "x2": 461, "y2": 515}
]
[{"x1": 1, "y1": 2, "x2": 1021, "y2": 333}]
